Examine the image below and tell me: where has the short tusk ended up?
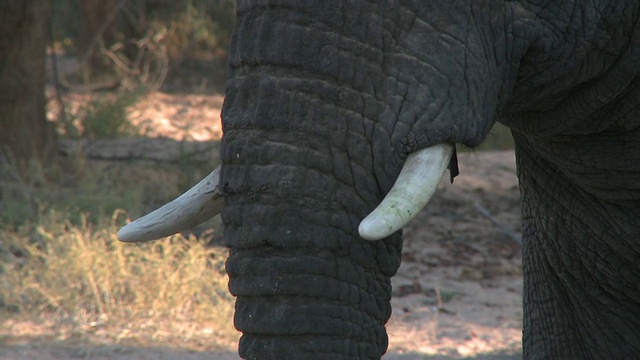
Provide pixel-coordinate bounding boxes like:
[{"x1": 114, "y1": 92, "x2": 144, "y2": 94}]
[
  {"x1": 358, "y1": 143, "x2": 453, "y2": 241},
  {"x1": 117, "y1": 166, "x2": 224, "y2": 242}
]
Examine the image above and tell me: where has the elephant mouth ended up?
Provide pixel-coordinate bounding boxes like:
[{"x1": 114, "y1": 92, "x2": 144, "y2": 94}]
[{"x1": 117, "y1": 143, "x2": 453, "y2": 243}]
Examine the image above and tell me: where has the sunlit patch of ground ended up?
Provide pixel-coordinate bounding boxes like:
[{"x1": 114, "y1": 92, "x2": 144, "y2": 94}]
[{"x1": 127, "y1": 92, "x2": 224, "y2": 142}]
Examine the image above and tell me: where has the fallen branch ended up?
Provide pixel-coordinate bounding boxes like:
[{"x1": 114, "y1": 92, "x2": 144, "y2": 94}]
[
  {"x1": 57, "y1": 138, "x2": 219, "y2": 164},
  {"x1": 474, "y1": 202, "x2": 522, "y2": 244}
]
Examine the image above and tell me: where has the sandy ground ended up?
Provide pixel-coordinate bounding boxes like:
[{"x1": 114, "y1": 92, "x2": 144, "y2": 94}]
[
  {"x1": 385, "y1": 150, "x2": 522, "y2": 359},
  {"x1": 2, "y1": 91, "x2": 523, "y2": 359}
]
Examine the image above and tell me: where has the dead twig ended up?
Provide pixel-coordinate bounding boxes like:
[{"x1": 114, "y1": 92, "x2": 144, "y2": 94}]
[{"x1": 474, "y1": 202, "x2": 521, "y2": 244}]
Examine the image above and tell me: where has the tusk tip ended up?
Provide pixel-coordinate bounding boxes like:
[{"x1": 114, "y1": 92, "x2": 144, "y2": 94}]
[
  {"x1": 116, "y1": 225, "x2": 135, "y2": 242},
  {"x1": 358, "y1": 216, "x2": 395, "y2": 241},
  {"x1": 116, "y1": 224, "x2": 139, "y2": 243},
  {"x1": 116, "y1": 223, "x2": 155, "y2": 243}
]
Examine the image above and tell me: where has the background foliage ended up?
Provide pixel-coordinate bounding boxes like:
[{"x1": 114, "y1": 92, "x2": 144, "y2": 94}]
[
  {"x1": 1, "y1": 0, "x2": 238, "y2": 349},
  {"x1": 50, "y1": 0, "x2": 235, "y2": 58}
]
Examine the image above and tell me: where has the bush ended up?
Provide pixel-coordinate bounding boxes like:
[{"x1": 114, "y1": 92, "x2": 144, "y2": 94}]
[
  {"x1": 0, "y1": 157, "x2": 236, "y2": 348},
  {"x1": 79, "y1": 91, "x2": 141, "y2": 139}
]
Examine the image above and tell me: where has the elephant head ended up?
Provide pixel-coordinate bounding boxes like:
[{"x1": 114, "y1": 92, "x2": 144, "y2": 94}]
[{"x1": 119, "y1": 1, "x2": 640, "y2": 359}]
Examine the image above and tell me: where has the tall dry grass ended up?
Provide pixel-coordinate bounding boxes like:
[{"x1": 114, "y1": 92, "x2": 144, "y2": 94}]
[{"x1": 0, "y1": 156, "x2": 236, "y2": 349}]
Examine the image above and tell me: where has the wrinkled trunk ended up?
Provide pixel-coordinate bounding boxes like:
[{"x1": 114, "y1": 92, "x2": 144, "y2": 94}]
[
  {"x1": 220, "y1": 2, "x2": 512, "y2": 358},
  {"x1": 220, "y1": 6, "x2": 403, "y2": 356},
  {"x1": 223, "y1": 184, "x2": 401, "y2": 359},
  {"x1": 220, "y1": 71, "x2": 402, "y2": 357}
]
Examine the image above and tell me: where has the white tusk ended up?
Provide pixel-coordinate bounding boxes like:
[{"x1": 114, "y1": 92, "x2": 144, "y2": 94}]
[
  {"x1": 358, "y1": 143, "x2": 453, "y2": 241},
  {"x1": 117, "y1": 166, "x2": 224, "y2": 242}
]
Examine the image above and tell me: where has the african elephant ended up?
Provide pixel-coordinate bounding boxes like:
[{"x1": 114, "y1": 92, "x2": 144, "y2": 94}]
[{"x1": 118, "y1": 1, "x2": 640, "y2": 359}]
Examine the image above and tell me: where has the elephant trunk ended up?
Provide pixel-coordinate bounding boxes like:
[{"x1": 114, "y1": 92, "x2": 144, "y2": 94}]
[
  {"x1": 223, "y1": 192, "x2": 400, "y2": 358},
  {"x1": 221, "y1": 109, "x2": 402, "y2": 358},
  {"x1": 220, "y1": 5, "x2": 405, "y2": 358}
]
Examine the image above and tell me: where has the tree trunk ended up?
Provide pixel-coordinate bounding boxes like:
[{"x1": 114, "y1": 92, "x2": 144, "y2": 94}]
[
  {"x1": 77, "y1": 0, "x2": 119, "y2": 81},
  {"x1": 0, "y1": 0, "x2": 55, "y2": 162}
]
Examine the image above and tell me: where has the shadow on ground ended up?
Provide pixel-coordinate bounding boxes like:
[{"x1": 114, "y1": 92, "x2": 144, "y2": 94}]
[
  {"x1": 384, "y1": 350, "x2": 522, "y2": 360},
  {"x1": 1, "y1": 343, "x2": 521, "y2": 360},
  {"x1": 0, "y1": 342, "x2": 238, "y2": 360}
]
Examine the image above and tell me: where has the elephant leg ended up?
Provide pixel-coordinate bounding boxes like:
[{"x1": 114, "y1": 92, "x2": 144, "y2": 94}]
[{"x1": 515, "y1": 134, "x2": 640, "y2": 359}]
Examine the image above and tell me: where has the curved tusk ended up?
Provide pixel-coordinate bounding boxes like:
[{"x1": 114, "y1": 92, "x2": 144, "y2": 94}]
[
  {"x1": 358, "y1": 143, "x2": 453, "y2": 241},
  {"x1": 117, "y1": 166, "x2": 224, "y2": 243}
]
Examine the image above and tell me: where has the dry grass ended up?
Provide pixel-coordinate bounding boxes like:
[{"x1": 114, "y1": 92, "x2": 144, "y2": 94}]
[{"x1": 0, "y1": 156, "x2": 237, "y2": 350}]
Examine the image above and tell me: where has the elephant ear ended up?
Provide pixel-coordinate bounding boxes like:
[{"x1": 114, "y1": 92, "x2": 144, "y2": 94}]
[
  {"x1": 359, "y1": 143, "x2": 453, "y2": 240},
  {"x1": 117, "y1": 166, "x2": 224, "y2": 242}
]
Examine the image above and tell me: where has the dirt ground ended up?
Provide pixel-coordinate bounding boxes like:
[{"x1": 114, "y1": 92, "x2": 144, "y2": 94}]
[
  {"x1": 385, "y1": 150, "x2": 522, "y2": 359},
  {"x1": 2, "y1": 91, "x2": 523, "y2": 359}
]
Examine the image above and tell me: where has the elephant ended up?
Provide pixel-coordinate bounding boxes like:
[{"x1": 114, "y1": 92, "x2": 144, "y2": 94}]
[{"x1": 118, "y1": 1, "x2": 640, "y2": 359}]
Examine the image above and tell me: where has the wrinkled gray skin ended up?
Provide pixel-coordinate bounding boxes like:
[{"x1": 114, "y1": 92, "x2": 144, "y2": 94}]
[{"x1": 218, "y1": 1, "x2": 640, "y2": 359}]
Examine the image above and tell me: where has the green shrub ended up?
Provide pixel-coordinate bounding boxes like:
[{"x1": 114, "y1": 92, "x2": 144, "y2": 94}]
[{"x1": 78, "y1": 91, "x2": 141, "y2": 139}]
